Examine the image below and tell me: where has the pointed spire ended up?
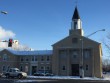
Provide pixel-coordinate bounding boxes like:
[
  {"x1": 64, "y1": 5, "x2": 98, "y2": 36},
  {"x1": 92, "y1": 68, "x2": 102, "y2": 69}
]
[{"x1": 72, "y1": 7, "x2": 80, "y2": 20}]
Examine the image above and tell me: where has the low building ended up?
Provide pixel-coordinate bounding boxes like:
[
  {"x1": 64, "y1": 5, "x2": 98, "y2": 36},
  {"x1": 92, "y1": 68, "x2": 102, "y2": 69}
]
[{"x1": 0, "y1": 49, "x2": 52, "y2": 75}]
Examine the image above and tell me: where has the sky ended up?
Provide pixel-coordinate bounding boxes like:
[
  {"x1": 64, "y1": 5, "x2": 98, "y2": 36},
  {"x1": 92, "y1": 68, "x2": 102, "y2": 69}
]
[{"x1": 0, "y1": 0, "x2": 110, "y2": 57}]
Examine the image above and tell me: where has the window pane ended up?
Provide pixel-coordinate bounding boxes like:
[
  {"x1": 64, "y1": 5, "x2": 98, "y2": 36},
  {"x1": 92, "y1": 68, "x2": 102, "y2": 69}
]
[
  {"x1": 3, "y1": 54, "x2": 8, "y2": 61},
  {"x1": 21, "y1": 57, "x2": 23, "y2": 61},
  {"x1": 86, "y1": 65, "x2": 88, "y2": 70},
  {"x1": 59, "y1": 50, "x2": 66, "y2": 58},
  {"x1": 62, "y1": 66, "x2": 66, "y2": 70},
  {"x1": 32, "y1": 56, "x2": 34, "y2": 61},
  {"x1": 20, "y1": 66, "x2": 23, "y2": 71},
  {"x1": 84, "y1": 49, "x2": 91, "y2": 59},
  {"x1": 46, "y1": 66, "x2": 50, "y2": 70},
  {"x1": 41, "y1": 56, "x2": 44, "y2": 61},
  {"x1": 26, "y1": 57, "x2": 29, "y2": 61},
  {"x1": 41, "y1": 66, "x2": 44, "y2": 70},
  {"x1": 35, "y1": 56, "x2": 37, "y2": 61},
  {"x1": 47, "y1": 56, "x2": 50, "y2": 61},
  {"x1": 3, "y1": 66, "x2": 6, "y2": 71},
  {"x1": 72, "y1": 38, "x2": 78, "y2": 43}
]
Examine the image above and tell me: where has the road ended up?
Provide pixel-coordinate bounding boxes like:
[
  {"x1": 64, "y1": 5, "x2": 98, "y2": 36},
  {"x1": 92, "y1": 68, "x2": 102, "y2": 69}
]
[{"x1": 0, "y1": 78, "x2": 110, "y2": 83}]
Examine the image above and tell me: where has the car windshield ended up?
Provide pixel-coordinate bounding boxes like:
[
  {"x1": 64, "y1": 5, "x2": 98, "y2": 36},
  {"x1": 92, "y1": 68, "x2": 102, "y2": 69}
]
[{"x1": 14, "y1": 69, "x2": 20, "y2": 72}]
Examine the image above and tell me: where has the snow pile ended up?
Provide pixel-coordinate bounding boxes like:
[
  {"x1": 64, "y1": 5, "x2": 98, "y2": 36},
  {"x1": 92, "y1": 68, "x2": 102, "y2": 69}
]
[
  {"x1": 16, "y1": 73, "x2": 110, "y2": 83},
  {"x1": 27, "y1": 76, "x2": 103, "y2": 80},
  {"x1": 103, "y1": 72, "x2": 110, "y2": 80},
  {"x1": 16, "y1": 80, "x2": 37, "y2": 83},
  {"x1": 16, "y1": 79, "x2": 56, "y2": 83},
  {"x1": 16, "y1": 76, "x2": 110, "y2": 83}
]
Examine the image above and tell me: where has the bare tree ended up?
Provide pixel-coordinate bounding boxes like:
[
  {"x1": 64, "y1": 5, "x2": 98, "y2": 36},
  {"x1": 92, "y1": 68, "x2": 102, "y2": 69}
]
[
  {"x1": 103, "y1": 33, "x2": 110, "y2": 55},
  {"x1": 102, "y1": 59, "x2": 110, "y2": 72},
  {"x1": 102, "y1": 33, "x2": 110, "y2": 72}
]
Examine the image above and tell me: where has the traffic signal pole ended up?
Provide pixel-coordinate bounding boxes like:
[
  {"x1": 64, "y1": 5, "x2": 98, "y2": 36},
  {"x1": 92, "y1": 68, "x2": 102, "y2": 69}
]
[{"x1": 0, "y1": 39, "x2": 13, "y2": 47}]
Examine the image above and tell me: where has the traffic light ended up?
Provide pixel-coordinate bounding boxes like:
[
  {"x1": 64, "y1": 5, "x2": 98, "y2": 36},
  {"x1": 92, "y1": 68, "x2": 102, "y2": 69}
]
[{"x1": 8, "y1": 39, "x2": 13, "y2": 47}]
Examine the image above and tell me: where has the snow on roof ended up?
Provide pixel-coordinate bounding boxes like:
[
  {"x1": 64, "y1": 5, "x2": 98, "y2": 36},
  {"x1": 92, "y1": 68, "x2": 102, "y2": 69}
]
[{"x1": 6, "y1": 49, "x2": 53, "y2": 56}]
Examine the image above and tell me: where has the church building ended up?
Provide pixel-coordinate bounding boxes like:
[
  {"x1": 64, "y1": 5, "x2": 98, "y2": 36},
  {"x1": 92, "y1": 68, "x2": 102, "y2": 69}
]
[
  {"x1": 0, "y1": 7, "x2": 102, "y2": 78},
  {"x1": 52, "y1": 7, "x2": 102, "y2": 78}
]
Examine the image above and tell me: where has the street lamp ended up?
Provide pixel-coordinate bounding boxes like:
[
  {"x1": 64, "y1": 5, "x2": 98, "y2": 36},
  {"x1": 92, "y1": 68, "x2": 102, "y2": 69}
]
[
  {"x1": 1, "y1": 11, "x2": 8, "y2": 14},
  {"x1": 80, "y1": 29, "x2": 105, "y2": 78},
  {"x1": 87, "y1": 29, "x2": 105, "y2": 37}
]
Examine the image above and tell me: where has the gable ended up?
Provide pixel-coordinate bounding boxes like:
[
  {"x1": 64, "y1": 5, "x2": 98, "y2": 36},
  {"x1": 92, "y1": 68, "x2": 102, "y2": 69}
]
[
  {"x1": 52, "y1": 34, "x2": 100, "y2": 49},
  {"x1": 0, "y1": 49, "x2": 14, "y2": 55},
  {"x1": 0, "y1": 49, "x2": 17, "y2": 61}
]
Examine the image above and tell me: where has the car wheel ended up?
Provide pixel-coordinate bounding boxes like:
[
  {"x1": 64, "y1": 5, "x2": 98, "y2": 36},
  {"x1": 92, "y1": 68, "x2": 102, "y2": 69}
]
[
  {"x1": 6, "y1": 74, "x2": 10, "y2": 78},
  {"x1": 18, "y1": 74, "x2": 23, "y2": 79}
]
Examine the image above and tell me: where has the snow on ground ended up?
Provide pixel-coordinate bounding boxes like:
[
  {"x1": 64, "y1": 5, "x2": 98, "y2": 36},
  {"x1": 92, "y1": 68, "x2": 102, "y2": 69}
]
[
  {"x1": 27, "y1": 76, "x2": 103, "y2": 80},
  {"x1": 103, "y1": 72, "x2": 110, "y2": 80},
  {"x1": 16, "y1": 79, "x2": 55, "y2": 83},
  {"x1": 16, "y1": 73, "x2": 110, "y2": 83}
]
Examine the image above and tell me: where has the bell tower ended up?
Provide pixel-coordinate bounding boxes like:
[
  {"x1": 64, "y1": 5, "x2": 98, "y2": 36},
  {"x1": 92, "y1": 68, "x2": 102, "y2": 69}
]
[{"x1": 69, "y1": 7, "x2": 84, "y2": 36}]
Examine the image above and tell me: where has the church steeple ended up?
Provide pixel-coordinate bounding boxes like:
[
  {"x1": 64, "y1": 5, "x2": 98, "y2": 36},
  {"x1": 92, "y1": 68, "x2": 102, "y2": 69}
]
[
  {"x1": 71, "y1": 7, "x2": 82, "y2": 30},
  {"x1": 72, "y1": 7, "x2": 80, "y2": 20},
  {"x1": 69, "y1": 7, "x2": 84, "y2": 36}
]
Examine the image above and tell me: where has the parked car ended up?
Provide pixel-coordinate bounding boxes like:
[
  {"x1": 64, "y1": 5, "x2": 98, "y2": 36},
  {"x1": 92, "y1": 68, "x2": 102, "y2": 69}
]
[
  {"x1": 33, "y1": 71, "x2": 43, "y2": 76},
  {"x1": 103, "y1": 72, "x2": 107, "y2": 74},
  {"x1": 34, "y1": 71, "x2": 53, "y2": 76},
  {"x1": 45, "y1": 73, "x2": 54, "y2": 76},
  {"x1": 4, "y1": 68, "x2": 27, "y2": 79}
]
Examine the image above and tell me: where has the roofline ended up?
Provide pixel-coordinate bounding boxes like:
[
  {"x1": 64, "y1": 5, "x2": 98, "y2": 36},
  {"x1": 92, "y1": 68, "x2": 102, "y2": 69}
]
[{"x1": 1, "y1": 49, "x2": 53, "y2": 56}]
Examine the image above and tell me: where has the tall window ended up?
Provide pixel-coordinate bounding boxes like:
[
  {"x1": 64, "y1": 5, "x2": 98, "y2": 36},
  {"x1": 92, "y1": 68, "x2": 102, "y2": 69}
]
[
  {"x1": 2, "y1": 66, "x2": 6, "y2": 71},
  {"x1": 84, "y1": 49, "x2": 91, "y2": 59},
  {"x1": 86, "y1": 65, "x2": 88, "y2": 70},
  {"x1": 7, "y1": 66, "x2": 10, "y2": 71},
  {"x1": 20, "y1": 66, "x2": 23, "y2": 71},
  {"x1": 74, "y1": 21, "x2": 77, "y2": 29},
  {"x1": 20, "y1": 57, "x2": 24, "y2": 61},
  {"x1": 47, "y1": 56, "x2": 50, "y2": 61},
  {"x1": 41, "y1": 66, "x2": 44, "y2": 70},
  {"x1": 73, "y1": 51, "x2": 78, "y2": 58},
  {"x1": 62, "y1": 66, "x2": 66, "y2": 70},
  {"x1": 41, "y1": 56, "x2": 44, "y2": 61},
  {"x1": 35, "y1": 56, "x2": 37, "y2": 61},
  {"x1": 26, "y1": 57, "x2": 29, "y2": 61},
  {"x1": 46, "y1": 66, "x2": 50, "y2": 70},
  {"x1": 3, "y1": 54, "x2": 8, "y2": 61},
  {"x1": 59, "y1": 50, "x2": 66, "y2": 58},
  {"x1": 32, "y1": 56, "x2": 34, "y2": 61}
]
